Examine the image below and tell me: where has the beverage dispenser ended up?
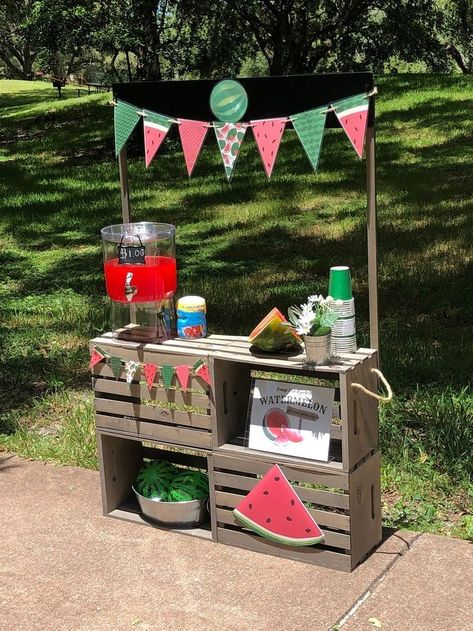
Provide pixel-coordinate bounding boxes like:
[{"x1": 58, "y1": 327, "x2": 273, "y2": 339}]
[{"x1": 101, "y1": 222, "x2": 177, "y2": 342}]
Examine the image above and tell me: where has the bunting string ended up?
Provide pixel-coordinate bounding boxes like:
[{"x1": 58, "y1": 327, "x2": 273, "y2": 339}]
[
  {"x1": 113, "y1": 88, "x2": 377, "y2": 176},
  {"x1": 89, "y1": 346, "x2": 212, "y2": 390}
]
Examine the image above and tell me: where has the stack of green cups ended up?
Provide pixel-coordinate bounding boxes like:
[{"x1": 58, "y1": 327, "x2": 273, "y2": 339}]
[{"x1": 328, "y1": 266, "x2": 357, "y2": 354}]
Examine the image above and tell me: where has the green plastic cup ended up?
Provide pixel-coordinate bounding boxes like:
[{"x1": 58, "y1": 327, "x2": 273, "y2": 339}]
[{"x1": 328, "y1": 266, "x2": 352, "y2": 300}]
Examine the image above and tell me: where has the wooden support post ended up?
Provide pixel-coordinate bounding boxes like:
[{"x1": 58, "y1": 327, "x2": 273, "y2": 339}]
[
  {"x1": 366, "y1": 125, "x2": 379, "y2": 354},
  {"x1": 118, "y1": 146, "x2": 130, "y2": 223}
]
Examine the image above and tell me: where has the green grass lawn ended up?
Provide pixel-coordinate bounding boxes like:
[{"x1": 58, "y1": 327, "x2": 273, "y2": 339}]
[{"x1": 0, "y1": 76, "x2": 472, "y2": 539}]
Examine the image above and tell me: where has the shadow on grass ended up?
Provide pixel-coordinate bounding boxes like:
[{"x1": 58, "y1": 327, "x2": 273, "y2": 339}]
[{"x1": 1, "y1": 77, "x2": 472, "y2": 426}]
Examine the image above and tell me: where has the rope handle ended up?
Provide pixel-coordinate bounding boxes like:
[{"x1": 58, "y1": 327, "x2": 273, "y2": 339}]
[{"x1": 351, "y1": 368, "x2": 393, "y2": 402}]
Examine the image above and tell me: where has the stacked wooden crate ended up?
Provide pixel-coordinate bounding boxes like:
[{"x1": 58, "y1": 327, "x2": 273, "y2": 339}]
[{"x1": 91, "y1": 333, "x2": 382, "y2": 571}]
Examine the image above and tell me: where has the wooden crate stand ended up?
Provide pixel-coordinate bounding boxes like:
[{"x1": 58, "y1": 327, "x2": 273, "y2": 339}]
[
  {"x1": 91, "y1": 333, "x2": 383, "y2": 571},
  {"x1": 96, "y1": 430, "x2": 216, "y2": 541},
  {"x1": 212, "y1": 450, "x2": 382, "y2": 572}
]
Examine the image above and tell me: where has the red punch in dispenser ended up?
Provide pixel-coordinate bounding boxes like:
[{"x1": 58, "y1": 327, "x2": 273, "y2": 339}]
[{"x1": 101, "y1": 222, "x2": 177, "y2": 342}]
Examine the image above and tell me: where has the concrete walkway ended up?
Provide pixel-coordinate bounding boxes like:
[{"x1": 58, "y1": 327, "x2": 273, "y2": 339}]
[{"x1": 1, "y1": 454, "x2": 471, "y2": 631}]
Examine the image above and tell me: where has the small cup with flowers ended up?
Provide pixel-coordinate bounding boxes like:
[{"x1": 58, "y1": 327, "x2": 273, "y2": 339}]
[{"x1": 288, "y1": 295, "x2": 342, "y2": 365}]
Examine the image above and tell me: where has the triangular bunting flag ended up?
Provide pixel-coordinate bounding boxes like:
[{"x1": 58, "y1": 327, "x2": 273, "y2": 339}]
[
  {"x1": 214, "y1": 122, "x2": 248, "y2": 181},
  {"x1": 291, "y1": 106, "x2": 327, "y2": 172},
  {"x1": 161, "y1": 364, "x2": 174, "y2": 389},
  {"x1": 195, "y1": 364, "x2": 210, "y2": 385},
  {"x1": 114, "y1": 100, "x2": 141, "y2": 156},
  {"x1": 331, "y1": 93, "x2": 369, "y2": 159},
  {"x1": 124, "y1": 360, "x2": 140, "y2": 384},
  {"x1": 251, "y1": 118, "x2": 286, "y2": 178},
  {"x1": 178, "y1": 119, "x2": 208, "y2": 176},
  {"x1": 143, "y1": 111, "x2": 172, "y2": 167},
  {"x1": 143, "y1": 363, "x2": 157, "y2": 390},
  {"x1": 175, "y1": 364, "x2": 191, "y2": 390},
  {"x1": 89, "y1": 349, "x2": 105, "y2": 369},
  {"x1": 109, "y1": 356, "x2": 122, "y2": 379}
]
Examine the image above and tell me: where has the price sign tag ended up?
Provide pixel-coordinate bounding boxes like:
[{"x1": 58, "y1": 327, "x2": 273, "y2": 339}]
[{"x1": 118, "y1": 245, "x2": 146, "y2": 265}]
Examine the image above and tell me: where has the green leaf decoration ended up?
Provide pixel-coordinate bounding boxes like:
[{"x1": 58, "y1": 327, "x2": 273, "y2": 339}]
[
  {"x1": 109, "y1": 356, "x2": 122, "y2": 379},
  {"x1": 161, "y1": 364, "x2": 174, "y2": 389}
]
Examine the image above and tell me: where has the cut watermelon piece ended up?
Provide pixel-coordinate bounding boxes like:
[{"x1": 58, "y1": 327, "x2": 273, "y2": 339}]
[
  {"x1": 252, "y1": 118, "x2": 286, "y2": 178},
  {"x1": 233, "y1": 465, "x2": 324, "y2": 546},
  {"x1": 249, "y1": 308, "x2": 301, "y2": 352},
  {"x1": 332, "y1": 93, "x2": 369, "y2": 159},
  {"x1": 262, "y1": 408, "x2": 290, "y2": 441}
]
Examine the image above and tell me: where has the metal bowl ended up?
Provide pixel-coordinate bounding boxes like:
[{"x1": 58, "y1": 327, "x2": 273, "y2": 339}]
[{"x1": 132, "y1": 487, "x2": 209, "y2": 527}]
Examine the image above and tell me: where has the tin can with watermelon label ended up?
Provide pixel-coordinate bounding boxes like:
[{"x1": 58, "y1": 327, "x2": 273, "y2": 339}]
[{"x1": 177, "y1": 296, "x2": 207, "y2": 339}]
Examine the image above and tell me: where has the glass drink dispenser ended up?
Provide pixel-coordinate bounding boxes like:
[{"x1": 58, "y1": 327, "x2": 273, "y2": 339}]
[{"x1": 101, "y1": 222, "x2": 177, "y2": 342}]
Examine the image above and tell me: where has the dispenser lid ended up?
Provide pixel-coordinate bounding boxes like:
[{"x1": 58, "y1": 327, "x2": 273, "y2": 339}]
[{"x1": 101, "y1": 222, "x2": 175, "y2": 244}]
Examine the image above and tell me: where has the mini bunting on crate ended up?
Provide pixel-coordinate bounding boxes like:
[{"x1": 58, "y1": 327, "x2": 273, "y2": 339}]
[
  {"x1": 114, "y1": 99, "x2": 141, "y2": 156},
  {"x1": 143, "y1": 363, "x2": 158, "y2": 390},
  {"x1": 331, "y1": 93, "x2": 369, "y2": 159},
  {"x1": 215, "y1": 122, "x2": 248, "y2": 181},
  {"x1": 175, "y1": 364, "x2": 191, "y2": 390},
  {"x1": 89, "y1": 348, "x2": 105, "y2": 369},
  {"x1": 251, "y1": 118, "x2": 286, "y2": 178},
  {"x1": 124, "y1": 360, "x2": 140, "y2": 384},
  {"x1": 193, "y1": 359, "x2": 211, "y2": 386},
  {"x1": 161, "y1": 364, "x2": 174, "y2": 389},
  {"x1": 109, "y1": 356, "x2": 122, "y2": 379},
  {"x1": 143, "y1": 110, "x2": 172, "y2": 167},
  {"x1": 291, "y1": 106, "x2": 327, "y2": 172},
  {"x1": 178, "y1": 119, "x2": 208, "y2": 176}
]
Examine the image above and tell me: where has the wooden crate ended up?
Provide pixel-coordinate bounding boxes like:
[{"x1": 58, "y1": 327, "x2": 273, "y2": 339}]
[
  {"x1": 91, "y1": 335, "x2": 214, "y2": 451},
  {"x1": 212, "y1": 450, "x2": 382, "y2": 572},
  {"x1": 96, "y1": 430, "x2": 216, "y2": 541}
]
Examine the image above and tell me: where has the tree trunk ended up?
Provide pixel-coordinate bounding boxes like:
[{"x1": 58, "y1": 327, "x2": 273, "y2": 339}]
[{"x1": 446, "y1": 43, "x2": 471, "y2": 74}]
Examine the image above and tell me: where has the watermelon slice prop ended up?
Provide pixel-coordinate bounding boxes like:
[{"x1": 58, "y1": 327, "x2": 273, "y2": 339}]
[
  {"x1": 331, "y1": 93, "x2": 369, "y2": 159},
  {"x1": 249, "y1": 308, "x2": 302, "y2": 352},
  {"x1": 233, "y1": 465, "x2": 324, "y2": 546}
]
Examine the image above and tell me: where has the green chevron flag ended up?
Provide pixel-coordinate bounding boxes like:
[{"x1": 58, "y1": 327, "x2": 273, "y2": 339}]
[
  {"x1": 114, "y1": 100, "x2": 141, "y2": 156},
  {"x1": 161, "y1": 364, "x2": 174, "y2": 389},
  {"x1": 291, "y1": 106, "x2": 327, "y2": 172}
]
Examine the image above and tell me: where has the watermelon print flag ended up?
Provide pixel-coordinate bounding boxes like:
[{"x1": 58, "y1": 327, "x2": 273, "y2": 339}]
[
  {"x1": 331, "y1": 93, "x2": 369, "y2": 159},
  {"x1": 175, "y1": 364, "x2": 191, "y2": 390},
  {"x1": 124, "y1": 360, "x2": 140, "y2": 384},
  {"x1": 214, "y1": 122, "x2": 248, "y2": 181},
  {"x1": 89, "y1": 349, "x2": 105, "y2": 369},
  {"x1": 290, "y1": 106, "x2": 327, "y2": 172},
  {"x1": 143, "y1": 363, "x2": 157, "y2": 390},
  {"x1": 178, "y1": 119, "x2": 208, "y2": 176},
  {"x1": 114, "y1": 100, "x2": 141, "y2": 156},
  {"x1": 143, "y1": 111, "x2": 172, "y2": 167},
  {"x1": 251, "y1": 118, "x2": 286, "y2": 178}
]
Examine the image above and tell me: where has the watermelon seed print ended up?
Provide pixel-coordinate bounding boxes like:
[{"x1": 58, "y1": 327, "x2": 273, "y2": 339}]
[
  {"x1": 306, "y1": 528, "x2": 311, "y2": 533},
  {"x1": 291, "y1": 499, "x2": 295, "y2": 506},
  {"x1": 266, "y1": 518, "x2": 271, "y2": 523},
  {"x1": 287, "y1": 516, "x2": 293, "y2": 521},
  {"x1": 263, "y1": 490, "x2": 269, "y2": 495},
  {"x1": 249, "y1": 503, "x2": 253, "y2": 509},
  {"x1": 274, "y1": 476, "x2": 280, "y2": 481}
]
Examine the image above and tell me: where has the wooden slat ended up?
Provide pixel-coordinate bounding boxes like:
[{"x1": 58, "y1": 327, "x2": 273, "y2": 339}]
[
  {"x1": 215, "y1": 444, "x2": 344, "y2": 475},
  {"x1": 141, "y1": 446, "x2": 208, "y2": 469},
  {"x1": 213, "y1": 471, "x2": 349, "y2": 510},
  {"x1": 215, "y1": 508, "x2": 351, "y2": 550},
  {"x1": 214, "y1": 490, "x2": 351, "y2": 531},
  {"x1": 109, "y1": 503, "x2": 213, "y2": 540},
  {"x1": 96, "y1": 414, "x2": 212, "y2": 450},
  {"x1": 94, "y1": 398, "x2": 211, "y2": 430},
  {"x1": 217, "y1": 528, "x2": 352, "y2": 572},
  {"x1": 93, "y1": 376, "x2": 210, "y2": 409},
  {"x1": 213, "y1": 452, "x2": 348, "y2": 490},
  {"x1": 92, "y1": 337, "x2": 210, "y2": 366}
]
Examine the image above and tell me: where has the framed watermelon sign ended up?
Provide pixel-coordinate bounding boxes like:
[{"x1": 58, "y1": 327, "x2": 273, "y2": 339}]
[{"x1": 247, "y1": 378, "x2": 335, "y2": 462}]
